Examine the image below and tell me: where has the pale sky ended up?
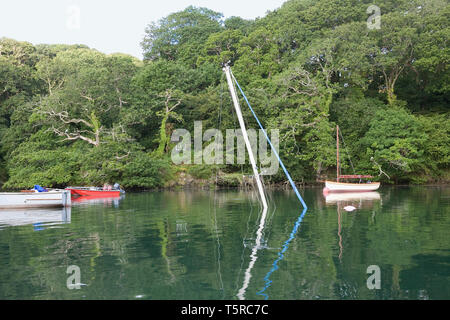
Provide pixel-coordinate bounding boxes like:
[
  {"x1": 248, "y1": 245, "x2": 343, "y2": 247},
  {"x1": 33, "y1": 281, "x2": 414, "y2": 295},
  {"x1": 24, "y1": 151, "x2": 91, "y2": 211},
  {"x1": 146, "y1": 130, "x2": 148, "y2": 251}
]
[{"x1": 0, "y1": 0, "x2": 286, "y2": 59}]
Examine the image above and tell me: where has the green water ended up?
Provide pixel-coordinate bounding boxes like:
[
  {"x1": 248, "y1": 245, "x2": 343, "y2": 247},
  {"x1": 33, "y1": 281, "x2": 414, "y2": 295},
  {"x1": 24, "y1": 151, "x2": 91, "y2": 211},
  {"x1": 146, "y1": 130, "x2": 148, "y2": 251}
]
[{"x1": 0, "y1": 187, "x2": 448, "y2": 300}]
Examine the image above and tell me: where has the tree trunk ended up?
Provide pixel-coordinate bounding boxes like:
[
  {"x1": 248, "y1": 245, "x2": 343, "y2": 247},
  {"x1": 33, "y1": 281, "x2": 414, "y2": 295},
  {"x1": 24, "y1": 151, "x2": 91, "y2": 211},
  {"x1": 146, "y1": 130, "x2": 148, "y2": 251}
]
[{"x1": 156, "y1": 112, "x2": 170, "y2": 156}]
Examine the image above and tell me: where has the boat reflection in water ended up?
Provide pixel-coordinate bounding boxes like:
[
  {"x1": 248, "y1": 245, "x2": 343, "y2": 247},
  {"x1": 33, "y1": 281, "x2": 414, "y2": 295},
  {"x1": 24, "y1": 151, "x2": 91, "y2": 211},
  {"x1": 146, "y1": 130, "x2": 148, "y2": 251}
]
[
  {"x1": 0, "y1": 206, "x2": 71, "y2": 230},
  {"x1": 71, "y1": 195, "x2": 124, "y2": 208},
  {"x1": 323, "y1": 190, "x2": 381, "y2": 206},
  {"x1": 323, "y1": 189, "x2": 381, "y2": 262}
]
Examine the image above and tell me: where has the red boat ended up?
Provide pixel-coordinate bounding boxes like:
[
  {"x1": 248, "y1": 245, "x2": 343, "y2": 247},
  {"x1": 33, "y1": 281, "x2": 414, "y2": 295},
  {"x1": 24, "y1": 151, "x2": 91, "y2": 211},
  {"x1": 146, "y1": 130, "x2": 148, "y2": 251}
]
[{"x1": 66, "y1": 187, "x2": 121, "y2": 197}]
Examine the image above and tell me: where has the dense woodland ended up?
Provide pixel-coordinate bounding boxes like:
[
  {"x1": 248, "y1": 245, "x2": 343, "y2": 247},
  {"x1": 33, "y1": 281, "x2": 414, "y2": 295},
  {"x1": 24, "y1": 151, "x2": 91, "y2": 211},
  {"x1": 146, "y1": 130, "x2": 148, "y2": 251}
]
[{"x1": 0, "y1": 0, "x2": 448, "y2": 190}]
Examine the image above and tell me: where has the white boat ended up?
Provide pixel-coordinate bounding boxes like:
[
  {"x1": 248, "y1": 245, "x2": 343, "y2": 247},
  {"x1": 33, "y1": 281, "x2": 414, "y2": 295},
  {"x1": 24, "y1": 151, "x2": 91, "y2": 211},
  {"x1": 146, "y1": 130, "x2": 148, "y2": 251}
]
[
  {"x1": 324, "y1": 125, "x2": 381, "y2": 192},
  {"x1": 0, "y1": 190, "x2": 71, "y2": 209},
  {"x1": 325, "y1": 180, "x2": 380, "y2": 192}
]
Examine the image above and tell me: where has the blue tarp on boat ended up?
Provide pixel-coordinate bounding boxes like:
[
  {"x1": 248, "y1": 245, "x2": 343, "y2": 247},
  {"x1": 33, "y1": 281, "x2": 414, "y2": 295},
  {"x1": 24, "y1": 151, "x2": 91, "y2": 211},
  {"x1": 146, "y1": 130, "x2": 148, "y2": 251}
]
[{"x1": 33, "y1": 185, "x2": 48, "y2": 192}]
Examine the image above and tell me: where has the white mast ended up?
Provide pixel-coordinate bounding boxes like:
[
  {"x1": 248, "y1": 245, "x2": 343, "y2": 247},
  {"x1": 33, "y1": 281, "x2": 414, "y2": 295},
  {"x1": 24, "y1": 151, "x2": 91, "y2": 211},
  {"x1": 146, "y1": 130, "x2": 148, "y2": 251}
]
[
  {"x1": 224, "y1": 65, "x2": 268, "y2": 300},
  {"x1": 223, "y1": 65, "x2": 268, "y2": 210}
]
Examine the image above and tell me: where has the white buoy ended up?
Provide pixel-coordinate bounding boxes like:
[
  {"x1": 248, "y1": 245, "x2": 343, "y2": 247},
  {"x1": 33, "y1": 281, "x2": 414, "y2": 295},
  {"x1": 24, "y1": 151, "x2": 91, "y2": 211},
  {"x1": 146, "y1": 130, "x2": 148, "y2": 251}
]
[{"x1": 344, "y1": 205, "x2": 357, "y2": 212}]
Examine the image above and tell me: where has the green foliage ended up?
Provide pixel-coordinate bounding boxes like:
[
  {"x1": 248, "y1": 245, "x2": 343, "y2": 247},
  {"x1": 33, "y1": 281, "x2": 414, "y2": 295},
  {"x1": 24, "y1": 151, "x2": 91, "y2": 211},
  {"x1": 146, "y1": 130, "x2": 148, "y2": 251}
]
[
  {"x1": 3, "y1": 130, "x2": 81, "y2": 189},
  {"x1": 411, "y1": 1, "x2": 449, "y2": 88},
  {"x1": 187, "y1": 164, "x2": 218, "y2": 180},
  {"x1": 224, "y1": 16, "x2": 254, "y2": 35},
  {"x1": 233, "y1": 26, "x2": 282, "y2": 84},
  {"x1": 417, "y1": 113, "x2": 450, "y2": 180},
  {"x1": 198, "y1": 29, "x2": 243, "y2": 66},
  {"x1": 141, "y1": 6, "x2": 223, "y2": 66},
  {"x1": 330, "y1": 89, "x2": 386, "y2": 163},
  {"x1": 360, "y1": 106, "x2": 428, "y2": 183},
  {"x1": 4, "y1": 130, "x2": 172, "y2": 189},
  {"x1": 216, "y1": 173, "x2": 243, "y2": 187},
  {"x1": 118, "y1": 154, "x2": 173, "y2": 189}
]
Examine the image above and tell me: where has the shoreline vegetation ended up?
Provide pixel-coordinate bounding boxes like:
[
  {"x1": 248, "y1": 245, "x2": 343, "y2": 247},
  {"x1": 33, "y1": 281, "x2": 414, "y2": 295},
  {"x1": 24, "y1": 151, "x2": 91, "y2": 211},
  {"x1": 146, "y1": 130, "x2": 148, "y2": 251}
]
[
  {"x1": 0, "y1": 0, "x2": 449, "y2": 192},
  {"x1": 3, "y1": 169, "x2": 448, "y2": 193}
]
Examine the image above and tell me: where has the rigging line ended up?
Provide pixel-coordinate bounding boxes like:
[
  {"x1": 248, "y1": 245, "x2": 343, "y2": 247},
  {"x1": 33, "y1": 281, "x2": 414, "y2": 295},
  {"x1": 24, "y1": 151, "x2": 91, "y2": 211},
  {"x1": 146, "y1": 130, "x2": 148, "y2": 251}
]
[
  {"x1": 256, "y1": 206, "x2": 308, "y2": 300},
  {"x1": 230, "y1": 71, "x2": 307, "y2": 211},
  {"x1": 212, "y1": 191, "x2": 225, "y2": 294},
  {"x1": 216, "y1": 76, "x2": 225, "y2": 184},
  {"x1": 218, "y1": 74, "x2": 224, "y2": 129},
  {"x1": 338, "y1": 128, "x2": 355, "y2": 175}
]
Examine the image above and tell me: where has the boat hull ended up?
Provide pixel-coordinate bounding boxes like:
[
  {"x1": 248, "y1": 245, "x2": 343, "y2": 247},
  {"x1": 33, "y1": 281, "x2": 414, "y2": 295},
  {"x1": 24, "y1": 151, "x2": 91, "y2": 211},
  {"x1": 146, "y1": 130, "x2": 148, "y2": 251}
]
[
  {"x1": 67, "y1": 188, "x2": 120, "y2": 197},
  {"x1": 0, "y1": 190, "x2": 71, "y2": 209},
  {"x1": 325, "y1": 181, "x2": 380, "y2": 192}
]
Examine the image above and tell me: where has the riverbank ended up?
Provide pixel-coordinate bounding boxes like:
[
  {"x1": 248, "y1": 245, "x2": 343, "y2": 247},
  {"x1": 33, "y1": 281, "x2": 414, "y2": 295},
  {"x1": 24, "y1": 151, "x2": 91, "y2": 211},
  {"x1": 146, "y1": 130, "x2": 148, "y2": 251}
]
[
  {"x1": 125, "y1": 170, "x2": 450, "y2": 192},
  {"x1": 1, "y1": 167, "x2": 448, "y2": 193}
]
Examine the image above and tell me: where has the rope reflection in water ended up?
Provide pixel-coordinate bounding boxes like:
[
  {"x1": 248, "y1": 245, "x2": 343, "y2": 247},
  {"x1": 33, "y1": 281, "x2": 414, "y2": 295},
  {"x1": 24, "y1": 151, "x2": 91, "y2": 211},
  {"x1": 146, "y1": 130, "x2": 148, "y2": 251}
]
[{"x1": 256, "y1": 206, "x2": 308, "y2": 300}]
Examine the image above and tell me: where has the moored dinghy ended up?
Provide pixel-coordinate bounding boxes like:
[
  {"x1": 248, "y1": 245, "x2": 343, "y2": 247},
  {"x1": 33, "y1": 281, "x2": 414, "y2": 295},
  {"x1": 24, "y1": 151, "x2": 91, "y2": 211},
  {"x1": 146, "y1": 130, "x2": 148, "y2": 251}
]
[
  {"x1": 324, "y1": 125, "x2": 380, "y2": 192},
  {"x1": 0, "y1": 189, "x2": 71, "y2": 209},
  {"x1": 325, "y1": 180, "x2": 380, "y2": 192},
  {"x1": 66, "y1": 183, "x2": 125, "y2": 197},
  {"x1": 66, "y1": 187, "x2": 121, "y2": 197}
]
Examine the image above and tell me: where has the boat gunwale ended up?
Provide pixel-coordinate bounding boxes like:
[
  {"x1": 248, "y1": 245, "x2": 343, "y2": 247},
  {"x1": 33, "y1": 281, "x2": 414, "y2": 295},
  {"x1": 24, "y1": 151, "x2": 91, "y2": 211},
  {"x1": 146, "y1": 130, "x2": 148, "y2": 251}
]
[
  {"x1": 0, "y1": 191, "x2": 66, "y2": 195},
  {"x1": 325, "y1": 180, "x2": 380, "y2": 186},
  {"x1": 0, "y1": 204, "x2": 64, "y2": 209}
]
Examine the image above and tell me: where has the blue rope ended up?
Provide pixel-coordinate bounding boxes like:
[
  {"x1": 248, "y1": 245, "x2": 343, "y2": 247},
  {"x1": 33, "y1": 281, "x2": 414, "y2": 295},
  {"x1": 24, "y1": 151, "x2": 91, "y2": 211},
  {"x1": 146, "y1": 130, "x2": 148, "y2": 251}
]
[
  {"x1": 231, "y1": 72, "x2": 307, "y2": 210},
  {"x1": 256, "y1": 206, "x2": 308, "y2": 299}
]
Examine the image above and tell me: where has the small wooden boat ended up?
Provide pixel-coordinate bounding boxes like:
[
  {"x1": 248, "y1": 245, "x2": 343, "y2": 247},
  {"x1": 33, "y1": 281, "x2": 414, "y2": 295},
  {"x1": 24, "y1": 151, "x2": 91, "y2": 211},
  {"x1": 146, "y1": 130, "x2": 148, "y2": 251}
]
[
  {"x1": 324, "y1": 125, "x2": 380, "y2": 192},
  {"x1": 0, "y1": 190, "x2": 71, "y2": 209},
  {"x1": 66, "y1": 187, "x2": 122, "y2": 197},
  {"x1": 325, "y1": 180, "x2": 380, "y2": 192}
]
